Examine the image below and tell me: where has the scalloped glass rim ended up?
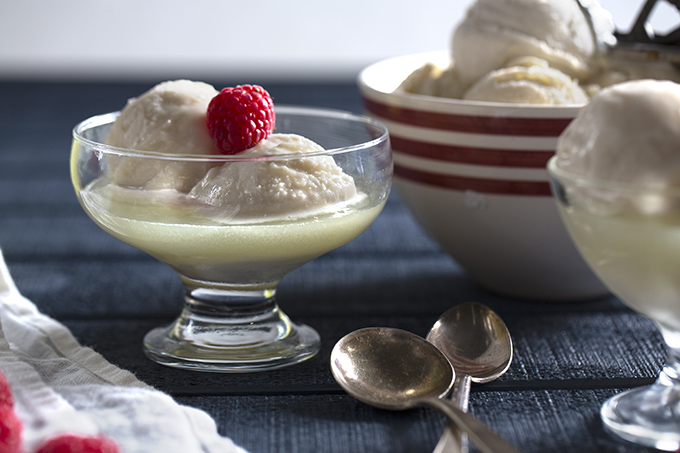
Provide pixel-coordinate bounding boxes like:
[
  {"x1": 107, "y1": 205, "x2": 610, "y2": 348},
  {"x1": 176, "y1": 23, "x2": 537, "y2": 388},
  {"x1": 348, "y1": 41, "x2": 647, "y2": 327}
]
[{"x1": 72, "y1": 105, "x2": 389, "y2": 162}]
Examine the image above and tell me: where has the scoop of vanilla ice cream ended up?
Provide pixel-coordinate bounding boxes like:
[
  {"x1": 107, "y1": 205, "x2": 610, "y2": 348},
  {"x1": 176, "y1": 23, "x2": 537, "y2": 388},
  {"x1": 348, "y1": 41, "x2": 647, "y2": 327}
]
[
  {"x1": 555, "y1": 80, "x2": 680, "y2": 186},
  {"x1": 463, "y1": 58, "x2": 589, "y2": 105},
  {"x1": 451, "y1": 0, "x2": 613, "y2": 90},
  {"x1": 397, "y1": 61, "x2": 466, "y2": 99},
  {"x1": 188, "y1": 134, "x2": 359, "y2": 219},
  {"x1": 106, "y1": 80, "x2": 220, "y2": 192}
]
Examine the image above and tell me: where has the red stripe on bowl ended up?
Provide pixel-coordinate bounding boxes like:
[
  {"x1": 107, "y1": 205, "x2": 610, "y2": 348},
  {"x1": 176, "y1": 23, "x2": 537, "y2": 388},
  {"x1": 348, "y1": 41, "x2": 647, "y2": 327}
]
[
  {"x1": 392, "y1": 136, "x2": 553, "y2": 168},
  {"x1": 395, "y1": 164, "x2": 552, "y2": 196},
  {"x1": 363, "y1": 98, "x2": 573, "y2": 136}
]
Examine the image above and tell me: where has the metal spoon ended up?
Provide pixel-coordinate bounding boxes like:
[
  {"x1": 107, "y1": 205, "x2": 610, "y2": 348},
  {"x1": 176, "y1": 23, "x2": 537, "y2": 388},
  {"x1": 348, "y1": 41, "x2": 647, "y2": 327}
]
[
  {"x1": 426, "y1": 302, "x2": 513, "y2": 453},
  {"x1": 330, "y1": 327, "x2": 521, "y2": 453}
]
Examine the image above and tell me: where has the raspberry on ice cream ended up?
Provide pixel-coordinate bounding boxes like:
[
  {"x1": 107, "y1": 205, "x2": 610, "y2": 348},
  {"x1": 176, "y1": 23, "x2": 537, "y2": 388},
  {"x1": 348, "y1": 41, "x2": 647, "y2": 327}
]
[{"x1": 206, "y1": 84, "x2": 276, "y2": 155}]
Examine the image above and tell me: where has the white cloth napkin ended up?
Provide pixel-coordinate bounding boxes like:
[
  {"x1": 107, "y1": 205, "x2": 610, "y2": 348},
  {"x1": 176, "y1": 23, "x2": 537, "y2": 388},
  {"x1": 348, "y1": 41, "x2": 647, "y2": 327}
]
[{"x1": 0, "y1": 249, "x2": 247, "y2": 453}]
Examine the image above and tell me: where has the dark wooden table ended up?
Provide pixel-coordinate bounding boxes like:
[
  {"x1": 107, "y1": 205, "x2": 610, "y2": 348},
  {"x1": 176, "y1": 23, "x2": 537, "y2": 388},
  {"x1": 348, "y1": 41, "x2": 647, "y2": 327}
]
[{"x1": 0, "y1": 80, "x2": 664, "y2": 452}]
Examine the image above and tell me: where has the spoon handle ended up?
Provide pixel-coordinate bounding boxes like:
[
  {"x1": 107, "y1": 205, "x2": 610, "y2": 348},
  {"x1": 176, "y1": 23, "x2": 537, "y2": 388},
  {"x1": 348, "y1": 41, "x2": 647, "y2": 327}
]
[
  {"x1": 451, "y1": 374, "x2": 471, "y2": 411},
  {"x1": 433, "y1": 374, "x2": 471, "y2": 453},
  {"x1": 426, "y1": 396, "x2": 522, "y2": 453}
]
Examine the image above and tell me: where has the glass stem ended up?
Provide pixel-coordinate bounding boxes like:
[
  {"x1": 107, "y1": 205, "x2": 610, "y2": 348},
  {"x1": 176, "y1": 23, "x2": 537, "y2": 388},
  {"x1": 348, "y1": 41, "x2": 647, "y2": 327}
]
[
  {"x1": 184, "y1": 285, "x2": 278, "y2": 318},
  {"x1": 143, "y1": 280, "x2": 320, "y2": 372}
]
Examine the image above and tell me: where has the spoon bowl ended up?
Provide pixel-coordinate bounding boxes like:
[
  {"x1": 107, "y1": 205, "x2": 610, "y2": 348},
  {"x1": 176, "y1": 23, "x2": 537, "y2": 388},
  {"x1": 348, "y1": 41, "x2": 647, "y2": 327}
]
[
  {"x1": 427, "y1": 302, "x2": 513, "y2": 383},
  {"x1": 330, "y1": 327, "x2": 454, "y2": 410},
  {"x1": 330, "y1": 327, "x2": 522, "y2": 453}
]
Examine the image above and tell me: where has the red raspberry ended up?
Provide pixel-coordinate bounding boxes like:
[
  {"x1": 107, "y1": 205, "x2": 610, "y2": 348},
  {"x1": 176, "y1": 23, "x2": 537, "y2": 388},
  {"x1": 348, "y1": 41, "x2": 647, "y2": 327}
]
[
  {"x1": 0, "y1": 407, "x2": 22, "y2": 453},
  {"x1": 36, "y1": 434, "x2": 119, "y2": 453},
  {"x1": 206, "y1": 84, "x2": 275, "y2": 155},
  {"x1": 0, "y1": 371, "x2": 13, "y2": 409}
]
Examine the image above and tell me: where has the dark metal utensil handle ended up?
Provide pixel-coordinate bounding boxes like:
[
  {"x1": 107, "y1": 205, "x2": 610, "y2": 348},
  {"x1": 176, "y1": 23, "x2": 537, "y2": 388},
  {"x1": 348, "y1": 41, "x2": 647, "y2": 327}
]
[
  {"x1": 616, "y1": 0, "x2": 680, "y2": 45},
  {"x1": 612, "y1": 0, "x2": 680, "y2": 62}
]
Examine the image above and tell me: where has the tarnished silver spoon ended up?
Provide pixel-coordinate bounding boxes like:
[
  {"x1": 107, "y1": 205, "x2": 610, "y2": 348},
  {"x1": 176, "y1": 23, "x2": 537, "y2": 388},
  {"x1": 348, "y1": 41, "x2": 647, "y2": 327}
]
[
  {"x1": 427, "y1": 302, "x2": 513, "y2": 453},
  {"x1": 330, "y1": 327, "x2": 521, "y2": 453}
]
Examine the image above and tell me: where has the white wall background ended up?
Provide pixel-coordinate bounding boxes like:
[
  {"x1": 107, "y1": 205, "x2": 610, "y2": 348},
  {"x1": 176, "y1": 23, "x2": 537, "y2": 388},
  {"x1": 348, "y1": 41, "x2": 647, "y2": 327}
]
[{"x1": 0, "y1": 0, "x2": 673, "y2": 82}]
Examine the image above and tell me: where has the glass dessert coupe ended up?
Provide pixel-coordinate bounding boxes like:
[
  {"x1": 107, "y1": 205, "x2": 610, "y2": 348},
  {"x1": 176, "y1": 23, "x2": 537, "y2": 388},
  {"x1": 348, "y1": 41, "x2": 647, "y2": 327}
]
[
  {"x1": 70, "y1": 106, "x2": 392, "y2": 372},
  {"x1": 548, "y1": 157, "x2": 680, "y2": 450}
]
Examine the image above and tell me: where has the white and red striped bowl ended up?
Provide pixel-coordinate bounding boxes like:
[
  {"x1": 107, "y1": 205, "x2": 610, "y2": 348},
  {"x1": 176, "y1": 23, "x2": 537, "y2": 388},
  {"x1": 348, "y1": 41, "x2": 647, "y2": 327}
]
[{"x1": 358, "y1": 51, "x2": 607, "y2": 300}]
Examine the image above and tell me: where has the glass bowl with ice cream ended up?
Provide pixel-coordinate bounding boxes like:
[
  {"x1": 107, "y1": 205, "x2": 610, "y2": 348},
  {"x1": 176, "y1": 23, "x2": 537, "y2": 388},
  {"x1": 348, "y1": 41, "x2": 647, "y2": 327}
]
[
  {"x1": 548, "y1": 79, "x2": 680, "y2": 450},
  {"x1": 70, "y1": 80, "x2": 392, "y2": 372},
  {"x1": 358, "y1": 0, "x2": 680, "y2": 301}
]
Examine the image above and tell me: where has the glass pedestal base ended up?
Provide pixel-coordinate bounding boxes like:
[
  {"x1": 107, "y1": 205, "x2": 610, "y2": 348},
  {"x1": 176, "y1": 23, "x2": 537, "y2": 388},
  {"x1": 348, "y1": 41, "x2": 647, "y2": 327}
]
[
  {"x1": 601, "y1": 380, "x2": 680, "y2": 451},
  {"x1": 143, "y1": 287, "x2": 320, "y2": 372}
]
